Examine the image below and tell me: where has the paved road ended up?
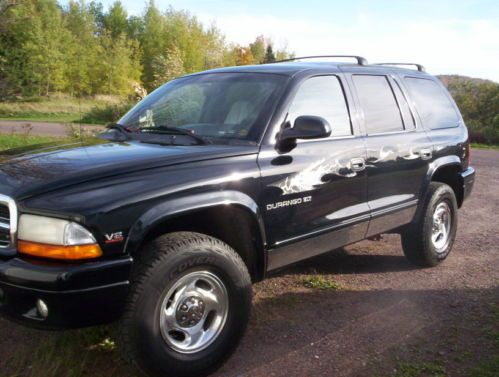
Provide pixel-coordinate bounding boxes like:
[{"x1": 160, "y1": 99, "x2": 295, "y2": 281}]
[
  {"x1": 0, "y1": 149, "x2": 497, "y2": 377},
  {"x1": 0, "y1": 120, "x2": 104, "y2": 137}
]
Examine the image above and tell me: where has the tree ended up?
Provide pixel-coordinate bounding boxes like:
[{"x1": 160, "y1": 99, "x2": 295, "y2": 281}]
[
  {"x1": 234, "y1": 46, "x2": 254, "y2": 66},
  {"x1": 263, "y1": 44, "x2": 276, "y2": 63},
  {"x1": 250, "y1": 35, "x2": 266, "y2": 64},
  {"x1": 98, "y1": 31, "x2": 142, "y2": 95},
  {"x1": 103, "y1": 1, "x2": 128, "y2": 39},
  {"x1": 140, "y1": 0, "x2": 166, "y2": 90},
  {"x1": 151, "y1": 46, "x2": 184, "y2": 88}
]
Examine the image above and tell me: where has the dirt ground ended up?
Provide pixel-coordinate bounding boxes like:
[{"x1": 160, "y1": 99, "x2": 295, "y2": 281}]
[{"x1": 1, "y1": 149, "x2": 498, "y2": 377}]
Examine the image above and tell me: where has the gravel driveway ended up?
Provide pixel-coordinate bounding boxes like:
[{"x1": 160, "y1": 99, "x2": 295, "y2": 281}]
[{"x1": 1, "y1": 149, "x2": 498, "y2": 377}]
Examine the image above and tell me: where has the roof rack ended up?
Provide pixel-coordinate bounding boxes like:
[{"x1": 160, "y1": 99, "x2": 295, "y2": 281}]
[
  {"x1": 374, "y1": 63, "x2": 426, "y2": 72},
  {"x1": 273, "y1": 55, "x2": 368, "y2": 66}
]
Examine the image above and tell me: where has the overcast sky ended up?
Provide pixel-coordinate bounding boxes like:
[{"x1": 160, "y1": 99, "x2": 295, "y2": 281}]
[{"x1": 85, "y1": 0, "x2": 499, "y2": 82}]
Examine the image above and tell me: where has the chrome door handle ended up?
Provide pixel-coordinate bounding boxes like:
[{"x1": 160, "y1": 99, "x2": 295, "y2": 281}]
[
  {"x1": 350, "y1": 157, "x2": 366, "y2": 172},
  {"x1": 420, "y1": 149, "x2": 432, "y2": 160}
]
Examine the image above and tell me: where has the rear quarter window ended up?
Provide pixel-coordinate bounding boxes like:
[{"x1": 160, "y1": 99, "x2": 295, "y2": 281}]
[{"x1": 404, "y1": 77, "x2": 459, "y2": 129}]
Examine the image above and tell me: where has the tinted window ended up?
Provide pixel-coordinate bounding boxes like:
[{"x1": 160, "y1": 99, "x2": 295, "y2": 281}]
[
  {"x1": 119, "y1": 73, "x2": 286, "y2": 142},
  {"x1": 288, "y1": 76, "x2": 352, "y2": 137},
  {"x1": 352, "y1": 75, "x2": 404, "y2": 134},
  {"x1": 404, "y1": 77, "x2": 459, "y2": 129}
]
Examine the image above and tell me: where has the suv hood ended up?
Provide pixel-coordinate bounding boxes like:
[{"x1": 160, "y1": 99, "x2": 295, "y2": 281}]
[{"x1": 0, "y1": 139, "x2": 258, "y2": 199}]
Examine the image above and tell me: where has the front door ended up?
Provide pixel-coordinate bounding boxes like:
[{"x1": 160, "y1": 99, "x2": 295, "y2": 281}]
[{"x1": 258, "y1": 75, "x2": 369, "y2": 269}]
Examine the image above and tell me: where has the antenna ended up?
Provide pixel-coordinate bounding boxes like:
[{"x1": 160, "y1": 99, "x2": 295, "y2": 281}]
[{"x1": 273, "y1": 55, "x2": 368, "y2": 66}]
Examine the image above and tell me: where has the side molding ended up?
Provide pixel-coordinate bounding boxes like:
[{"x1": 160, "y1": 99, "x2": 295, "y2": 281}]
[{"x1": 124, "y1": 190, "x2": 266, "y2": 255}]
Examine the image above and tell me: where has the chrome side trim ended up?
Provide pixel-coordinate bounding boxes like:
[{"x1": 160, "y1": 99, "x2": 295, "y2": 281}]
[{"x1": 0, "y1": 194, "x2": 18, "y2": 249}]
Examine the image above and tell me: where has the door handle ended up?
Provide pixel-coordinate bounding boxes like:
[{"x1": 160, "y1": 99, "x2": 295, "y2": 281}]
[
  {"x1": 350, "y1": 157, "x2": 366, "y2": 172},
  {"x1": 420, "y1": 149, "x2": 432, "y2": 160}
]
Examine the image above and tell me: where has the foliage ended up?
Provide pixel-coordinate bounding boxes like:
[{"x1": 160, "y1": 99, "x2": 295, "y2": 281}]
[
  {"x1": 0, "y1": 0, "x2": 293, "y2": 99},
  {"x1": 0, "y1": 133, "x2": 70, "y2": 150},
  {"x1": 302, "y1": 276, "x2": 341, "y2": 290},
  {"x1": 0, "y1": 95, "x2": 121, "y2": 123},
  {"x1": 80, "y1": 100, "x2": 134, "y2": 124},
  {"x1": 392, "y1": 362, "x2": 446, "y2": 377},
  {"x1": 439, "y1": 75, "x2": 499, "y2": 145}
]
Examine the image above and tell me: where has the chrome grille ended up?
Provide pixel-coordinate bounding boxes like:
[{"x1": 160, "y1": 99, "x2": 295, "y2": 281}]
[{"x1": 0, "y1": 194, "x2": 17, "y2": 249}]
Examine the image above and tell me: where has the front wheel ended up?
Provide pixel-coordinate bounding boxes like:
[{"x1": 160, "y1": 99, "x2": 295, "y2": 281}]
[
  {"x1": 118, "y1": 232, "x2": 252, "y2": 377},
  {"x1": 401, "y1": 182, "x2": 458, "y2": 267}
]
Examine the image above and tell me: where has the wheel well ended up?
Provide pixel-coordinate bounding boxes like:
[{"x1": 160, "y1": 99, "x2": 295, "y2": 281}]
[
  {"x1": 137, "y1": 205, "x2": 266, "y2": 282},
  {"x1": 431, "y1": 164, "x2": 464, "y2": 207}
]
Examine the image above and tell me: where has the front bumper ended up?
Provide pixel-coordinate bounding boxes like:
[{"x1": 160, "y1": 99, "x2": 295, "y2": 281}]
[
  {"x1": 0, "y1": 256, "x2": 132, "y2": 329},
  {"x1": 460, "y1": 166, "x2": 475, "y2": 203}
]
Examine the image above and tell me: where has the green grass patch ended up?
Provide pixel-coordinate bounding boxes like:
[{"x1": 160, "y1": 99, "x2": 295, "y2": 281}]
[
  {"x1": 468, "y1": 356, "x2": 499, "y2": 377},
  {"x1": 0, "y1": 113, "x2": 83, "y2": 123},
  {"x1": 471, "y1": 143, "x2": 499, "y2": 150},
  {"x1": 0, "y1": 95, "x2": 125, "y2": 125},
  {"x1": 0, "y1": 134, "x2": 67, "y2": 150},
  {"x1": 302, "y1": 276, "x2": 341, "y2": 290},
  {"x1": 392, "y1": 362, "x2": 446, "y2": 377},
  {"x1": 10, "y1": 326, "x2": 123, "y2": 377}
]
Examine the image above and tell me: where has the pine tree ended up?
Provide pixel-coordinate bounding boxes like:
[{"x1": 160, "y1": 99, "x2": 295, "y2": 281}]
[{"x1": 264, "y1": 44, "x2": 276, "y2": 63}]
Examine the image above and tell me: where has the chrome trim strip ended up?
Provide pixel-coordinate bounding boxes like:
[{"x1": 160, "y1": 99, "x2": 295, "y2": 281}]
[{"x1": 0, "y1": 194, "x2": 18, "y2": 249}]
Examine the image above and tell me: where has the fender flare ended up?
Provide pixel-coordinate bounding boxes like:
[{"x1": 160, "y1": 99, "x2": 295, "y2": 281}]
[
  {"x1": 414, "y1": 155, "x2": 462, "y2": 220},
  {"x1": 124, "y1": 190, "x2": 267, "y2": 255}
]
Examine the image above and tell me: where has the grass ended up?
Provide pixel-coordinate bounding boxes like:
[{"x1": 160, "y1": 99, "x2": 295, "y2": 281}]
[
  {"x1": 468, "y1": 356, "x2": 499, "y2": 377},
  {"x1": 10, "y1": 327, "x2": 128, "y2": 377},
  {"x1": 302, "y1": 276, "x2": 341, "y2": 290},
  {"x1": 0, "y1": 95, "x2": 124, "y2": 125},
  {"x1": 392, "y1": 362, "x2": 447, "y2": 377},
  {"x1": 471, "y1": 143, "x2": 499, "y2": 150},
  {"x1": 0, "y1": 134, "x2": 68, "y2": 150}
]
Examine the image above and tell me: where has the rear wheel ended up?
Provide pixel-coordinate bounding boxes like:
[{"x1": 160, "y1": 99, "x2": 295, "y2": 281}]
[
  {"x1": 401, "y1": 182, "x2": 458, "y2": 267},
  {"x1": 118, "y1": 232, "x2": 252, "y2": 377}
]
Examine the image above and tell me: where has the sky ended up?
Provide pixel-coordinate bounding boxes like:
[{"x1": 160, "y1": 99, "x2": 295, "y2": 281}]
[{"x1": 82, "y1": 0, "x2": 499, "y2": 82}]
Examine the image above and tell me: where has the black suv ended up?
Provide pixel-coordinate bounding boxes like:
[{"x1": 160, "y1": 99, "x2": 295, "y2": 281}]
[{"x1": 0, "y1": 56, "x2": 475, "y2": 377}]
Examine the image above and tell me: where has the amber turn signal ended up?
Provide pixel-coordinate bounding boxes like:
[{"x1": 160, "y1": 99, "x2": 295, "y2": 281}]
[{"x1": 18, "y1": 240, "x2": 103, "y2": 260}]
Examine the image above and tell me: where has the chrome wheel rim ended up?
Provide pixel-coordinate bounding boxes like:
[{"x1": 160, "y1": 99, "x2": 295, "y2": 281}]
[
  {"x1": 431, "y1": 202, "x2": 452, "y2": 253},
  {"x1": 159, "y1": 271, "x2": 228, "y2": 354}
]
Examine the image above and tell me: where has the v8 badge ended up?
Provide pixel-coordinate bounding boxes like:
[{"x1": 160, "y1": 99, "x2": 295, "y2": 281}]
[{"x1": 104, "y1": 231, "x2": 125, "y2": 244}]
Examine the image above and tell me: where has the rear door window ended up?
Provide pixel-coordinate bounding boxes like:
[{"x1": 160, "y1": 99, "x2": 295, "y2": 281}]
[
  {"x1": 403, "y1": 77, "x2": 459, "y2": 129},
  {"x1": 352, "y1": 75, "x2": 405, "y2": 134}
]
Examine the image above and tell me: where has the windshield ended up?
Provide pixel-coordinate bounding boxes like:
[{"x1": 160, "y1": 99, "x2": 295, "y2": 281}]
[{"x1": 118, "y1": 73, "x2": 287, "y2": 144}]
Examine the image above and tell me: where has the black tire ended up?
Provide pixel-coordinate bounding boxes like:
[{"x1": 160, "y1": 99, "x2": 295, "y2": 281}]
[
  {"x1": 401, "y1": 182, "x2": 458, "y2": 267},
  {"x1": 117, "y1": 232, "x2": 252, "y2": 377}
]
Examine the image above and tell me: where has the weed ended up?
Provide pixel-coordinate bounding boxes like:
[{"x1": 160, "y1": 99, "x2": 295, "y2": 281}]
[
  {"x1": 302, "y1": 276, "x2": 341, "y2": 290},
  {"x1": 392, "y1": 362, "x2": 446, "y2": 377}
]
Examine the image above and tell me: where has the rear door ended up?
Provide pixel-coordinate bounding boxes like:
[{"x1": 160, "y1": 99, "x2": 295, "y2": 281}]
[{"x1": 346, "y1": 72, "x2": 433, "y2": 236}]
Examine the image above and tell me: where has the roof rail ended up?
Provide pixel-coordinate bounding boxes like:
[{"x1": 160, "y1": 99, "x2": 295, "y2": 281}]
[
  {"x1": 273, "y1": 55, "x2": 368, "y2": 66},
  {"x1": 374, "y1": 63, "x2": 426, "y2": 72}
]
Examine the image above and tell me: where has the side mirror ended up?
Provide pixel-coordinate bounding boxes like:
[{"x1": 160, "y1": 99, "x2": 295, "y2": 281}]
[{"x1": 277, "y1": 116, "x2": 331, "y2": 152}]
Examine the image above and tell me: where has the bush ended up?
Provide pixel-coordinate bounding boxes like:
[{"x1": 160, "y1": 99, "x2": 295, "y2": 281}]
[{"x1": 81, "y1": 101, "x2": 135, "y2": 125}]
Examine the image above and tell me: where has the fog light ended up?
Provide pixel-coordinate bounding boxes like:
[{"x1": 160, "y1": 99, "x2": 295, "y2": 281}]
[{"x1": 36, "y1": 299, "x2": 49, "y2": 319}]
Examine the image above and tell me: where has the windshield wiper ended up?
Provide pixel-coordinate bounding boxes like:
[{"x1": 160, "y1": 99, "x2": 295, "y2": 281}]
[
  {"x1": 103, "y1": 123, "x2": 136, "y2": 140},
  {"x1": 140, "y1": 125, "x2": 209, "y2": 145}
]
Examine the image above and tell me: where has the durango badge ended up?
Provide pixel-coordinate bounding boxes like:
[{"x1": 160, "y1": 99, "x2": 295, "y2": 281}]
[{"x1": 266, "y1": 196, "x2": 312, "y2": 211}]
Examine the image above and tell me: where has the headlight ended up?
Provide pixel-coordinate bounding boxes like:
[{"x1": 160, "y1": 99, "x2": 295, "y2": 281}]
[{"x1": 18, "y1": 214, "x2": 102, "y2": 260}]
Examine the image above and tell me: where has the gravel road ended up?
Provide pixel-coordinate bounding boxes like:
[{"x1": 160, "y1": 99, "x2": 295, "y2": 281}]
[{"x1": 0, "y1": 149, "x2": 497, "y2": 377}]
